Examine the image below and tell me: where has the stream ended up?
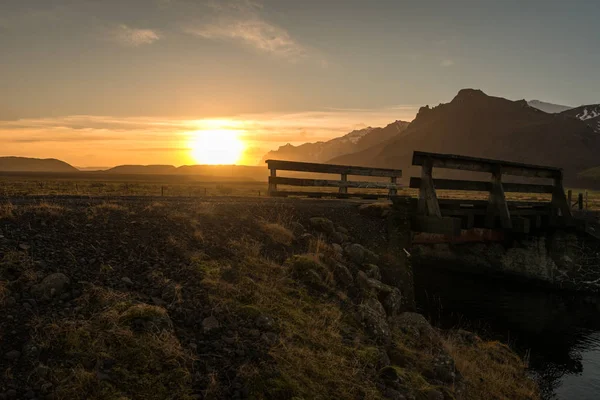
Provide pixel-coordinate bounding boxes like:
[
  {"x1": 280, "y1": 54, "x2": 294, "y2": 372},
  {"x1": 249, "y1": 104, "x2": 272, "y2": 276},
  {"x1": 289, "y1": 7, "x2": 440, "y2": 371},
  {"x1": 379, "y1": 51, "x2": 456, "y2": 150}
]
[{"x1": 413, "y1": 265, "x2": 600, "y2": 399}]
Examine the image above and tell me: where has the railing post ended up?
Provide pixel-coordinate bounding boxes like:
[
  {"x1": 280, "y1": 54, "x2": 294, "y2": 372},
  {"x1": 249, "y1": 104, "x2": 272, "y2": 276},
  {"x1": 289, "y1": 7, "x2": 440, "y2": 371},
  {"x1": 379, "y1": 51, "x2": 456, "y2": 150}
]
[
  {"x1": 339, "y1": 173, "x2": 348, "y2": 195},
  {"x1": 268, "y1": 166, "x2": 277, "y2": 195},
  {"x1": 418, "y1": 157, "x2": 441, "y2": 217},
  {"x1": 578, "y1": 193, "x2": 584, "y2": 210},
  {"x1": 550, "y1": 172, "x2": 572, "y2": 226},
  {"x1": 389, "y1": 176, "x2": 398, "y2": 197},
  {"x1": 568, "y1": 190, "x2": 572, "y2": 207},
  {"x1": 485, "y1": 166, "x2": 512, "y2": 229}
]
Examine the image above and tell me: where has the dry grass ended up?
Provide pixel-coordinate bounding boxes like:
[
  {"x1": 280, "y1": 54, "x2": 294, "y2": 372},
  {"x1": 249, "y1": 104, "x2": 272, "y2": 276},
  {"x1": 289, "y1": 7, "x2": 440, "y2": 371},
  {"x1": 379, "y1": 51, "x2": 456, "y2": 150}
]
[
  {"x1": 26, "y1": 202, "x2": 65, "y2": 217},
  {"x1": 261, "y1": 222, "x2": 295, "y2": 246},
  {"x1": 0, "y1": 280, "x2": 7, "y2": 307},
  {"x1": 32, "y1": 286, "x2": 195, "y2": 400},
  {"x1": 444, "y1": 334, "x2": 540, "y2": 400}
]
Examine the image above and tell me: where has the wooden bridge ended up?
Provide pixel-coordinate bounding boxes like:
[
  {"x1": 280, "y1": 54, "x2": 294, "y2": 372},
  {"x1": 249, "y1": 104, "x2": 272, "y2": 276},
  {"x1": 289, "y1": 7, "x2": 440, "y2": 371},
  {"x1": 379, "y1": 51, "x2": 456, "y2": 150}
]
[{"x1": 266, "y1": 151, "x2": 579, "y2": 237}]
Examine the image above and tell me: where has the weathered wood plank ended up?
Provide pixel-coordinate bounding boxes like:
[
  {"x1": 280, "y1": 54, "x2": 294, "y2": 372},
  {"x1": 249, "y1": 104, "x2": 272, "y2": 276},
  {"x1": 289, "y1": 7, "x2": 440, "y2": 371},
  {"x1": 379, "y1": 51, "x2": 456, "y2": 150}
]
[
  {"x1": 269, "y1": 176, "x2": 399, "y2": 189},
  {"x1": 268, "y1": 168, "x2": 277, "y2": 195},
  {"x1": 339, "y1": 174, "x2": 348, "y2": 194},
  {"x1": 265, "y1": 159, "x2": 402, "y2": 178},
  {"x1": 418, "y1": 157, "x2": 442, "y2": 217},
  {"x1": 412, "y1": 151, "x2": 562, "y2": 179},
  {"x1": 411, "y1": 216, "x2": 462, "y2": 236},
  {"x1": 270, "y1": 191, "x2": 383, "y2": 199},
  {"x1": 551, "y1": 176, "x2": 574, "y2": 226},
  {"x1": 409, "y1": 177, "x2": 554, "y2": 194}
]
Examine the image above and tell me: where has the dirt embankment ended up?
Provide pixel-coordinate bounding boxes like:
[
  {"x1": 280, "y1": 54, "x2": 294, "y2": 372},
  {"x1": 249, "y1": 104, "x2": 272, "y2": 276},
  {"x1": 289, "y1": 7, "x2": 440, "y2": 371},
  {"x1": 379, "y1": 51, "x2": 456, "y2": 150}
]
[{"x1": 0, "y1": 197, "x2": 538, "y2": 400}]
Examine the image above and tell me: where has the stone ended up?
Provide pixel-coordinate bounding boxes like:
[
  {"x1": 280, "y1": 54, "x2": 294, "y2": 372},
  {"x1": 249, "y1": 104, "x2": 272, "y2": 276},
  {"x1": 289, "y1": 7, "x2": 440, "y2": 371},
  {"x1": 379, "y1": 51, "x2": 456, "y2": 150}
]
[
  {"x1": 383, "y1": 288, "x2": 403, "y2": 317},
  {"x1": 309, "y1": 217, "x2": 336, "y2": 235},
  {"x1": 255, "y1": 315, "x2": 275, "y2": 330},
  {"x1": 393, "y1": 312, "x2": 440, "y2": 346},
  {"x1": 357, "y1": 271, "x2": 395, "y2": 294},
  {"x1": 336, "y1": 226, "x2": 349, "y2": 235},
  {"x1": 291, "y1": 222, "x2": 305, "y2": 236},
  {"x1": 331, "y1": 231, "x2": 346, "y2": 245},
  {"x1": 4, "y1": 350, "x2": 21, "y2": 360},
  {"x1": 19, "y1": 243, "x2": 30, "y2": 251},
  {"x1": 31, "y1": 273, "x2": 70, "y2": 299},
  {"x1": 261, "y1": 332, "x2": 278, "y2": 345},
  {"x1": 333, "y1": 263, "x2": 353, "y2": 287},
  {"x1": 35, "y1": 364, "x2": 50, "y2": 379},
  {"x1": 121, "y1": 277, "x2": 133, "y2": 285},
  {"x1": 364, "y1": 249, "x2": 380, "y2": 264},
  {"x1": 332, "y1": 243, "x2": 343, "y2": 256},
  {"x1": 202, "y1": 316, "x2": 220, "y2": 333},
  {"x1": 358, "y1": 298, "x2": 390, "y2": 342},
  {"x1": 365, "y1": 264, "x2": 382, "y2": 280},
  {"x1": 345, "y1": 243, "x2": 366, "y2": 264}
]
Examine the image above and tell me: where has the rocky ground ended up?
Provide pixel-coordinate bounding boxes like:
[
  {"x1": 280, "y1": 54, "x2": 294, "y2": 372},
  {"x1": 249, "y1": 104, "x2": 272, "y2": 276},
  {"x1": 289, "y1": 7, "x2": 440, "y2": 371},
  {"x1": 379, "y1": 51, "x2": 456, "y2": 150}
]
[{"x1": 0, "y1": 197, "x2": 538, "y2": 399}]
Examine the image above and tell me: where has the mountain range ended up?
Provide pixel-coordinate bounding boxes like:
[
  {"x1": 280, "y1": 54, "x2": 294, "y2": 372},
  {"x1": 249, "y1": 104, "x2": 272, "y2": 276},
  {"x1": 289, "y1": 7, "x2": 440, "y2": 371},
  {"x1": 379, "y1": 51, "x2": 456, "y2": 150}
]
[
  {"x1": 259, "y1": 120, "x2": 410, "y2": 164},
  {"x1": 527, "y1": 100, "x2": 573, "y2": 114}
]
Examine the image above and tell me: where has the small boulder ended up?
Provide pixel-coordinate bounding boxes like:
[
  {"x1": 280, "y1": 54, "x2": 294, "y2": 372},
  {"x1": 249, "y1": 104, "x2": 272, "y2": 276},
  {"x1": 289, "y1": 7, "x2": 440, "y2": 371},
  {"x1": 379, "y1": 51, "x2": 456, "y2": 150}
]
[
  {"x1": 393, "y1": 312, "x2": 440, "y2": 347},
  {"x1": 31, "y1": 273, "x2": 70, "y2": 299},
  {"x1": 332, "y1": 243, "x2": 343, "y2": 256},
  {"x1": 345, "y1": 243, "x2": 366, "y2": 264},
  {"x1": 336, "y1": 226, "x2": 349, "y2": 235},
  {"x1": 330, "y1": 231, "x2": 346, "y2": 245},
  {"x1": 202, "y1": 316, "x2": 220, "y2": 333},
  {"x1": 357, "y1": 271, "x2": 395, "y2": 294},
  {"x1": 333, "y1": 263, "x2": 353, "y2": 287},
  {"x1": 383, "y1": 288, "x2": 403, "y2": 317},
  {"x1": 365, "y1": 264, "x2": 381, "y2": 280},
  {"x1": 291, "y1": 222, "x2": 305, "y2": 236},
  {"x1": 358, "y1": 298, "x2": 390, "y2": 342},
  {"x1": 255, "y1": 315, "x2": 276, "y2": 330},
  {"x1": 3, "y1": 350, "x2": 21, "y2": 361},
  {"x1": 309, "y1": 217, "x2": 336, "y2": 235},
  {"x1": 121, "y1": 277, "x2": 133, "y2": 286}
]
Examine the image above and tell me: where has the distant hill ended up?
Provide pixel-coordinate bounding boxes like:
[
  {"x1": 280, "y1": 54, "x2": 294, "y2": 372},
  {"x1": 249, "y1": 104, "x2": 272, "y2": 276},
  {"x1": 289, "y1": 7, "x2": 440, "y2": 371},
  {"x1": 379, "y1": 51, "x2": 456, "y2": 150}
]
[
  {"x1": 105, "y1": 165, "x2": 178, "y2": 175},
  {"x1": 528, "y1": 100, "x2": 572, "y2": 114},
  {"x1": 260, "y1": 121, "x2": 410, "y2": 164},
  {"x1": 0, "y1": 157, "x2": 78, "y2": 173},
  {"x1": 331, "y1": 89, "x2": 600, "y2": 183},
  {"x1": 560, "y1": 104, "x2": 600, "y2": 133}
]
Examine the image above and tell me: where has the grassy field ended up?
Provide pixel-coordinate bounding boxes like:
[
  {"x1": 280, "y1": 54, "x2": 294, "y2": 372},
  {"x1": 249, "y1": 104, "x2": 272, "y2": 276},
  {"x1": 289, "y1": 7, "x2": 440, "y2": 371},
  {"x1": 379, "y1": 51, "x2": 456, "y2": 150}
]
[{"x1": 0, "y1": 197, "x2": 538, "y2": 399}]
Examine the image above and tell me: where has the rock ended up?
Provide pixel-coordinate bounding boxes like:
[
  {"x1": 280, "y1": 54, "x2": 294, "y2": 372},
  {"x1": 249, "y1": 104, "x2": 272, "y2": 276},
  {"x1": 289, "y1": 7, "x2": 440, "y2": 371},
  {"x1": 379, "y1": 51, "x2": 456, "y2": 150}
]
[
  {"x1": 357, "y1": 271, "x2": 395, "y2": 294},
  {"x1": 345, "y1": 243, "x2": 366, "y2": 264},
  {"x1": 309, "y1": 217, "x2": 336, "y2": 235},
  {"x1": 121, "y1": 277, "x2": 133, "y2": 285},
  {"x1": 255, "y1": 315, "x2": 275, "y2": 330},
  {"x1": 202, "y1": 316, "x2": 220, "y2": 333},
  {"x1": 299, "y1": 233, "x2": 315, "y2": 247},
  {"x1": 419, "y1": 388, "x2": 444, "y2": 400},
  {"x1": 3, "y1": 350, "x2": 21, "y2": 360},
  {"x1": 383, "y1": 288, "x2": 403, "y2": 316},
  {"x1": 31, "y1": 273, "x2": 70, "y2": 299},
  {"x1": 261, "y1": 332, "x2": 278, "y2": 345},
  {"x1": 331, "y1": 231, "x2": 346, "y2": 244},
  {"x1": 151, "y1": 296, "x2": 167, "y2": 306},
  {"x1": 364, "y1": 249, "x2": 380, "y2": 264},
  {"x1": 333, "y1": 263, "x2": 353, "y2": 287},
  {"x1": 332, "y1": 243, "x2": 343, "y2": 256},
  {"x1": 358, "y1": 298, "x2": 390, "y2": 342},
  {"x1": 379, "y1": 366, "x2": 404, "y2": 382},
  {"x1": 365, "y1": 264, "x2": 382, "y2": 280},
  {"x1": 35, "y1": 364, "x2": 50, "y2": 379},
  {"x1": 291, "y1": 222, "x2": 305, "y2": 236},
  {"x1": 393, "y1": 312, "x2": 440, "y2": 346},
  {"x1": 19, "y1": 243, "x2": 30, "y2": 251},
  {"x1": 336, "y1": 226, "x2": 349, "y2": 235}
]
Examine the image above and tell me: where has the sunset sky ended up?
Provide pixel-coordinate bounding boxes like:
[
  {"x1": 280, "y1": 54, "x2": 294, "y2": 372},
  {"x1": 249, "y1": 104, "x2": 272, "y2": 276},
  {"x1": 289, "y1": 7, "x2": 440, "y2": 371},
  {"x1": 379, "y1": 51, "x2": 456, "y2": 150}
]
[{"x1": 2, "y1": 0, "x2": 600, "y2": 167}]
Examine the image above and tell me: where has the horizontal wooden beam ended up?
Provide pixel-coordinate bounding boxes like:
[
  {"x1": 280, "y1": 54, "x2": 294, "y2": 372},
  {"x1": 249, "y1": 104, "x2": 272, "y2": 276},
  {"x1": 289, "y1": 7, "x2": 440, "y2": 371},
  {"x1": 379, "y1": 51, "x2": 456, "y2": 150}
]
[
  {"x1": 412, "y1": 151, "x2": 562, "y2": 179},
  {"x1": 411, "y1": 216, "x2": 462, "y2": 236},
  {"x1": 270, "y1": 191, "x2": 384, "y2": 199},
  {"x1": 270, "y1": 176, "x2": 399, "y2": 190},
  {"x1": 409, "y1": 177, "x2": 554, "y2": 194},
  {"x1": 265, "y1": 159, "x2": 402, "y2": 178}
]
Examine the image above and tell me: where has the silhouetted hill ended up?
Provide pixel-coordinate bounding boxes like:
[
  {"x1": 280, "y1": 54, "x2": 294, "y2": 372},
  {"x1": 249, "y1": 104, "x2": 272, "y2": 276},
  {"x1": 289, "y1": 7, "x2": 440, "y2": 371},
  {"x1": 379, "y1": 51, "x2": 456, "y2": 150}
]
[
  {"x1": 528, "y1": 100, "x2": 572, "y2": 114},
  {"x1": 105, "y1": 165, "x2": 178, "y2": 174},
  {"x1": 0, "y1": 157, "x2": 78, "y2": 173},
  {"x1": 331, "y1": 89, "x2": 600, "y2": 183},
  {"x1": 260, "y1": 121, "x2": 409, "y2": 164},
  {"x1": 560, "y1": 104, "x2": 600, "y2": 133}
]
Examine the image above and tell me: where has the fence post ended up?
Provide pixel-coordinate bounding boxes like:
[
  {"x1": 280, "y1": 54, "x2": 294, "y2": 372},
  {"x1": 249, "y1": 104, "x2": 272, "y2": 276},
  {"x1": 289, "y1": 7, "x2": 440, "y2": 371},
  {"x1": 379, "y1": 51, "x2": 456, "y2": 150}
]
[
  {"x1": 578, "y1": 193, "x2": 584, "y2": 210},
  {"x1": 568, "y1": 190, "x2": 572, "y2": 207},
  {"x1": 268, "y1": 166, "x2": 277, "y2": 195},
  {"x1": 161, "y1": 186, "x2": 164, "y2": 197},
  {"x1": 389, "y1": 176, "x2": 398, "y2": 197},
  {"x1": 339, "y1": 174, "x2": 348, "y2": 195}
]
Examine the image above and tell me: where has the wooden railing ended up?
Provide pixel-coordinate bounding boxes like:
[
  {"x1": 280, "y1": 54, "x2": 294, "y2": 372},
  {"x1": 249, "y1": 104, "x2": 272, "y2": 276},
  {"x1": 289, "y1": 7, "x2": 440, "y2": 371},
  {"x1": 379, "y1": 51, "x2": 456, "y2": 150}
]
[
  {"x1": 408, "y1": 151, "x2": 572, "y2": 234},
  {"x1": 265, "y1": 160, "x2": 402, "y2": 199}
]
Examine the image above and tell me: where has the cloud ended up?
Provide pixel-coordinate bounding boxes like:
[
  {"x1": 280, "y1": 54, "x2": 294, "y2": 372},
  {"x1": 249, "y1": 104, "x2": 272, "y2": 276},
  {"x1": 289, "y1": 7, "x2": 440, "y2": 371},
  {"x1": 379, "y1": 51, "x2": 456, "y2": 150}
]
[
  {"x1": 184, "y1": 1, "x2": 308, "y2": 61},
  {"x1": 441, "y1": 59, "x2": 455, "y2": 67},
  {"x1": 111, "y1": 24, "x2": 161, "y2": 47}
]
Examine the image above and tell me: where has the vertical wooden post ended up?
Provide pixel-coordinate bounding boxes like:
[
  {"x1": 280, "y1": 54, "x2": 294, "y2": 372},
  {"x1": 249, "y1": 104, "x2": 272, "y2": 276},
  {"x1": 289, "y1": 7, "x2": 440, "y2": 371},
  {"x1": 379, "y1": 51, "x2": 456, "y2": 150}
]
[
  {"x1": 567, "y1": 190, "x2": 572, "y2": 208},
  {"x1": 204, "y1": 188, "x2": 208, "y2": 196},
  {"x1": 389, "y1": 176, "x2": 398, "y2": 197},
  {"x1": 418, "y1": 158, "x2": 441, "y2": 217},
  {"x1": 579, "y1": 193, "x2": 584, "y2": 210},
  {"x1": 485, "y1": 166, "x2": 512, "y2": 229},
  {"x1": 551, "y1": 173, "x2": 572, "y2": 226},
  {"x1": 339, "y1": 173, "x2": 348, "y2": 195},
  {"x1": 161, "y1": 186, "x2": 164, "y2": 197},
  {"x1": 586, "y1": 190, "x2": 589, "y2": 209},
  {"x1": 268, "y1": 167, "x2": 277, "y2": 195}
]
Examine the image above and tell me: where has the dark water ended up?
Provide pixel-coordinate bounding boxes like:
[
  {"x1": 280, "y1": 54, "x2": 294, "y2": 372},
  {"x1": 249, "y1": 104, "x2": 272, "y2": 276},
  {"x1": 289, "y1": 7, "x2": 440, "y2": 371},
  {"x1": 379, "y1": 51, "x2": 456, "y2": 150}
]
[{"x1": 413, "y1": 266, "x2": 600, "y2": 399}]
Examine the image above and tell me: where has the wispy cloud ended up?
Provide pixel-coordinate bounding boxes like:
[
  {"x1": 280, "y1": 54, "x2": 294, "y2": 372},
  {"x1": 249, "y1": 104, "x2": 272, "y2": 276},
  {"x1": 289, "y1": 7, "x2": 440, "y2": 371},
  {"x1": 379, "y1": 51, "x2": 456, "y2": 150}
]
[
  {"x1": 441, "y1": 59, "x2": 455, "y2": 67},
  {"x1": 111, "y1": 24, "x2": 161, "y2": 47},
  {"x1": 184, "y1": 1, "x2": 308, "y2": 61}
]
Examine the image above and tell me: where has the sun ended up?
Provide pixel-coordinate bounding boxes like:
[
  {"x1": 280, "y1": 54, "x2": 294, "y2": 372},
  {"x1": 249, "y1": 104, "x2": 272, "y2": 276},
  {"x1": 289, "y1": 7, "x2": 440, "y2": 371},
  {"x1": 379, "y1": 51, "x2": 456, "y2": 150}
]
[{"x1": 189, "y1": 129, "x2": 246, "y2": 165}]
